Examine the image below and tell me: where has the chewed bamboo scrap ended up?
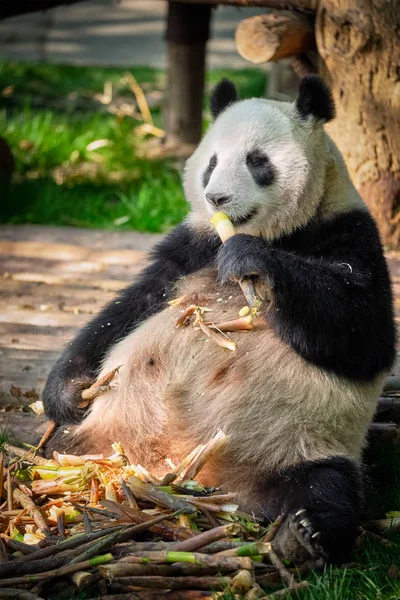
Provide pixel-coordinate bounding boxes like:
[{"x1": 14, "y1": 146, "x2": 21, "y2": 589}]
[
  {"x1": 175, "y1": 304, "x2": 236, "y2": 351},
  {"x1": 204, "y1": 315, "x2": 254, "y2": 332},
  {"x1": 80, "y1": 365, "x2": 122, "y2": 407},
  {"x1": 198, "y1": 320, "x2": 236, "y2": 351},
  {"x1": 182, "y1": 430, "x2": 229, "y2": 482}
]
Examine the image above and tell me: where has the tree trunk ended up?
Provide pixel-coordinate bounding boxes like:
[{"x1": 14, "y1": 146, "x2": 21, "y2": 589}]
[
  {"x1": 316, "y1": 0, "x2": 400, "y2": 249},
  {"x1": 164, "y1": 2, "x2": 212, "y2": 150}
]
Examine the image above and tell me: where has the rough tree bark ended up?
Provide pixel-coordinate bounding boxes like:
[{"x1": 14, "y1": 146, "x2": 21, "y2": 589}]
[{"x1": 316, "y1": 0, "x2": 399, "y2": 249}]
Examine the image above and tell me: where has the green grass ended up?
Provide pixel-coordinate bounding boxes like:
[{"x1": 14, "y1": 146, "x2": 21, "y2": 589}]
[{"x1": 0, "y1": 60, "x2": 267, "y2": 232}]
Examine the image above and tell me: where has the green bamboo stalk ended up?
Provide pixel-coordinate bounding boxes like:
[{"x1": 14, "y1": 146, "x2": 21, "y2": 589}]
[
  {"x1": 102, "y1": 555, "x2": 252, "y2": 579},
  {"x1": 5, "y1": 524, "x2": 126, "y2": 567},
  {"x1": 4, "y1": 444, "x2": 57, "y2": 467},
  {"x1": 106, "y1": 575, "x2": 232, "y2": 590},
  {"x1": 69, "y1": 511, "x2": 181, "y2": 565},
  {"x1": 170, "y1": 523, "x2": 240, "y2": 553},
  {"x1": 0, "y1": 590, "x2": 45, "y2": 600},
  {"x1": 217, "y1": 542, "x2": 271, "y2": 557},
  {"x1": 0, "y1": 554, "x2": 113, "y2": 587},
  {"x1": 128, "y1": 476, "x2": 196, "y2": 514}
]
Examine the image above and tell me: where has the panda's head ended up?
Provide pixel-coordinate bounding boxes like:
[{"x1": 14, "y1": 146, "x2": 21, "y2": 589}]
[{"x1": 184, "y1": 75, "x2": 337, "y2": 239}]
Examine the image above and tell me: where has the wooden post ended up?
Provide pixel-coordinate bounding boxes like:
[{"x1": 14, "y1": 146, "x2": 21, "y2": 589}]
[{"x1": 164, "y1": 1, "x2": 212, "y2": 150}]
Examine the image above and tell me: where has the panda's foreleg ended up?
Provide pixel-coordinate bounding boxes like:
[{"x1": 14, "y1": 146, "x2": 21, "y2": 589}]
[
  {"x1": 216, "y1": 228, "x2": 395, "y2": 380},
  {"x1": 261, "y1": 456, "x2": 363, "y2": 566},
  {"x1": 42, "y1": 223, "x2": 220, "y2": 426}
]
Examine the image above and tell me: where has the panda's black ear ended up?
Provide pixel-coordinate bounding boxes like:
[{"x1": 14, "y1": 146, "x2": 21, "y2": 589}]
[
  {"x1": 210, "y1": 79, "x2": 239, "y2": 119},
  {"x1": 295, "y1": 75, "x2": 335, "y2": 123}
]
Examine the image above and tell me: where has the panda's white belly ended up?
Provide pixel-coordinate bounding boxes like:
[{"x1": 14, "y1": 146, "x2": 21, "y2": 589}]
[{"x1": 75, "y1": 268, "x2": 383, "y2": 497}]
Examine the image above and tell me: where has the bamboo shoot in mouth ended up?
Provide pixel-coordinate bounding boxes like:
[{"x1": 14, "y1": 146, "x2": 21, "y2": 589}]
[{"x1": 210, "y1": 212, "x2": 262, "y2": 316}]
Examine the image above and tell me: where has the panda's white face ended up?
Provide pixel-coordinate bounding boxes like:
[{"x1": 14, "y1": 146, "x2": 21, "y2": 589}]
[{"x1": 184, "y1": 90, "x2": 330, "y2": 240}]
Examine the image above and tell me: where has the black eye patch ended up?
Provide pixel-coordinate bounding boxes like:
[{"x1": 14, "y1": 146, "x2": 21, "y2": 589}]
[
  {"x1": 202, "y1": 153, "x2": 217, "y2": 188},
  {"x1": 246, "y1": 150, "x2": 275, "y2": 187}
]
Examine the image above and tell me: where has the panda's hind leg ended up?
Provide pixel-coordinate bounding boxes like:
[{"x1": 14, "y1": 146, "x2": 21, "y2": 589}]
[{"x1": 260, "y1": 457, "x2": 363, "y2": 566}]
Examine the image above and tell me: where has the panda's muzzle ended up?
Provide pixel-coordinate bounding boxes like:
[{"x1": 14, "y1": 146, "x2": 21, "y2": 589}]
[{"x1": 205, "y1": 192, "x2": 233, "y2": 208}]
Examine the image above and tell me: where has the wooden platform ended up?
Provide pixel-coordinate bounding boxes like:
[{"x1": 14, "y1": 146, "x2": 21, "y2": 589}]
[
  {"x1": 0, "y1": 225, "x2": 162, "y2": 443},
  {"x1": 0, "y1": 225, "x2": 399, "y2": 445}
]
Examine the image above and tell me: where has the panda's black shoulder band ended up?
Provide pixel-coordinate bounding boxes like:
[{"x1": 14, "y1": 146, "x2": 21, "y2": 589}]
[{"x1": 296, "y1": 75, "x2": 335, "y2": 123}]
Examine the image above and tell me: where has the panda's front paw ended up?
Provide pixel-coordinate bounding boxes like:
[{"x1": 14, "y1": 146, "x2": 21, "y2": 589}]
[
  {"x1": 43, "y1": 369, "x2": 95, "y2": 425},
  {"x1": 217, "y1": 234, "x2": 269, "y2": 284},
  {"x1": 271, "y1": 509, "x2": 328, "y2": 568}
]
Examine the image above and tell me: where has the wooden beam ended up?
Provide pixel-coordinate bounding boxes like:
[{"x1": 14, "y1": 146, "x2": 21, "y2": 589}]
[
  {"x1": 153, "y1": 1, "x2": 319, "y2": 12},
  {"x1": 236, "y1": 12, "x2": 316, "y2": 64}
]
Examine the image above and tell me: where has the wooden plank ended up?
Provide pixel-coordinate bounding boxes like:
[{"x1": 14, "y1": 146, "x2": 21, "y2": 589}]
[
  {"x1": 0, "y1": 411, "x2": 49, "y2": 446},
  {"x1": 3, "y1": 272, "x2": 128, "y2": 291},
  {"x1": 0, "y1": 348, "x2": 59, "y2": 403},
  {"x1": 0, "y1": 224, "x2": 162, "y2": 252},
  {"x1": 0, "y1": 322, "x2": 77, "y2": 337},
  {"x1": 0, "y1": 308, "x2": 90, "y2": 328},
  {"x1": 0, "y1": 331, "x2": 73, "y2": 352},
  {"x1": 0, "y1": 278, "x2": 118, "y2": 301},
  {"x1": 0, "y1": 294, "x2": 109, "y2": 317},
  {"x1": 1, "y1": 255, "x2": 143, "y2": 280},
  {"x1": 0, "y1": 345, "x2": 64, "y2": 406},
  {"x1": 0, "y1": 240, "x2": 146, "y2": 266},
  {"x1": 0, "y1": 225, "x2": 158, "y2": 415}
]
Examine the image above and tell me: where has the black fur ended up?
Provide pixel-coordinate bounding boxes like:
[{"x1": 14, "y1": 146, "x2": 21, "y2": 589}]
[
  {"x1": 43, "y1": 223, "x2": 221, "y2": 425},
  {"x1": 246, "y1": 150, "x2": 275, "y2": 187},
  {"x1": 209, "y1": 78, "x2": 238, "y2": 120},
  {"x1": 217, "y1": 209, "x2": 396, "y2": 381},
  {"x1": 259, "y1": 456, "x2": 363, "y2": 564},
  {"x1": 296, "y1": 75, "x2": 335, "y2": 123},
  {"x1": 202, "y1": 153, "x2": 217, "y2": 188}
]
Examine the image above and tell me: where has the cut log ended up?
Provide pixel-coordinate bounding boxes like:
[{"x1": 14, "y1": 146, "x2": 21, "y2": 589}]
[
  {"x1": 153, "y1": 1, "x2": 319, "y2": 11},
  {"x1": 369, "y1": 422, "x2": 398, "y2": 438},
  {"x1": 375, "y1": 398, "x2": 400, "y2": 423},
  {"x1": 236, "y1": 12, "x2": 316, "y2": 64},
  {"x1": 383, "y1": 376, "x2": 400, "y2": 394}
]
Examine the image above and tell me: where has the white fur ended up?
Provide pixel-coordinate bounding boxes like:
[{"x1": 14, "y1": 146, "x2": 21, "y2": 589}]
[{"x1": 184, "y1": 97, "x2": 364, "y2": 239}]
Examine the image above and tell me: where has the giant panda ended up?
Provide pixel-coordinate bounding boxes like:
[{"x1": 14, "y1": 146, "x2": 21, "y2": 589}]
[{"x1": 43, "y1": 76, "x2": 396, "y2": 566}]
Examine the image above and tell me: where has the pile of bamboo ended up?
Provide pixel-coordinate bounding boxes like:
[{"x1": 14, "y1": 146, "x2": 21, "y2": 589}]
[{"x1": 0, "y1": 434, "x2": 312, "y2": 600}]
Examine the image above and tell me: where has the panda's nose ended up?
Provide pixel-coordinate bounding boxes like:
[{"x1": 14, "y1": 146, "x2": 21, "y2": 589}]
[{"x1": 205, "y1": 193, "x2": 233, "y2": 207}]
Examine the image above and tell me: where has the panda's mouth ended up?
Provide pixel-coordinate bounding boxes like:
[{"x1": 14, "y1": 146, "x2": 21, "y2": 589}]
[{"x1": 231, "y1": 208, "x2": 258, "y2": 226}]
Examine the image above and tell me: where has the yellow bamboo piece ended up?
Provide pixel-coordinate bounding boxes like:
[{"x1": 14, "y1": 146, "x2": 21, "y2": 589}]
[{"x1": 210, "y1": 212, "x2": 261, "y2": 312}]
